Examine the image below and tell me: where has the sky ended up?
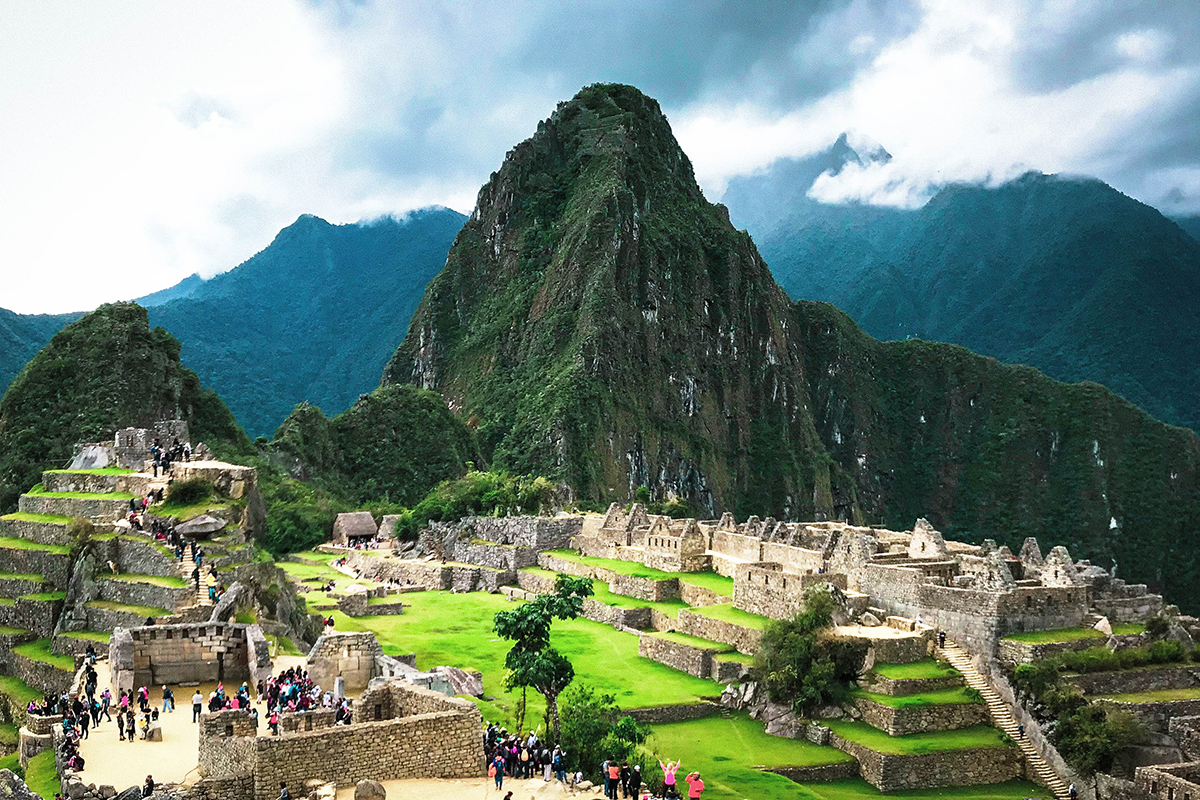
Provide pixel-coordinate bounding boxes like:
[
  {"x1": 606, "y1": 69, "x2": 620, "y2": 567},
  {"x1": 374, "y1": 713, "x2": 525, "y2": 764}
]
[{"x1": 2, "y1": 0, "x2": 1198, "y2": 313}]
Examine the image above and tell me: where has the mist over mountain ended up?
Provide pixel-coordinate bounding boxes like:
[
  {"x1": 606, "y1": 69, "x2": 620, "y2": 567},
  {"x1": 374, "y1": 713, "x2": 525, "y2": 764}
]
[{"x1": 726, "y1": 145, "x2": 1200, "y2": 431}]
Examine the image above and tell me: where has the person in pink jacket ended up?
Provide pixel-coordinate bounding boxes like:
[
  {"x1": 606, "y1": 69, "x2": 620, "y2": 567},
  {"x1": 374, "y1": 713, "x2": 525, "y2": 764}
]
[{"x1": 659, "y1": 760, "x2": 680, "y2": 798}]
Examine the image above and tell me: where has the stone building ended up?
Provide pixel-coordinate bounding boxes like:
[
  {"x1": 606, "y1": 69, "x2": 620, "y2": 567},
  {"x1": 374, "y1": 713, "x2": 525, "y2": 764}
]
[{"x1": 331, "y1": 512, "x2": 379, "y2": 545}]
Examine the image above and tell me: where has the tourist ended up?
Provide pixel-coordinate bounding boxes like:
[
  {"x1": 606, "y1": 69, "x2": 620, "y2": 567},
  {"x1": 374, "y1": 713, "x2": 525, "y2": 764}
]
[
  {"x1": 162, "y1": 686, "x2": 174, "y2": 712},
  {"x1": 491, "y1": 753, "x2": 506, "y2": 790},
  {"x1": 78, "y1": 706, "x2": 89, "y2": 739},
  {"x1": 126, "y1": 711, "x2": 137, "y2": 742},
  {"x1": 192, "y1": 689, "x2": 203, "y2": 722},
  {"x1": 938, "y1": 630, "x2": 946, "y2": 648},
  {"x1": 659, "y1": 759, "x2": 680, "y2": 799},
  {"x1": 606, "y1": 759, "x2": 621, "y2": 798},
  {"x1": 553, "y1": 747, "x2": 566, "y2": 783},
  {"x1": 684, "y1": 771, "x2": 704, "y2": 798},
  {"x1": 278, "y1": 783, "x2": 290, "y2": 800},
  {"x1": 100, "y1": 689, "x2": 112, "y2": 721},
  {"x1": 1017, "y1": 724, "x2": 1025, "y2": 739},
  {"x1": 627, "y1": 765, "x2": 641, "y2": 799},
  {"x1": 142, "y1": 776, "x2": 154, "y2": 797},
  {"x1": 268, "y1": 709, "x2": 279, "y2": 736},
  {"x1": 619, "y1": 764, "x2": 631, "y2": 798},
  {"x1": 85, "y1": 643, "x2": 97, "y2": 665},
  {"x1": 1069, "y1": 784, "x2": 1077, "y2": 800}
]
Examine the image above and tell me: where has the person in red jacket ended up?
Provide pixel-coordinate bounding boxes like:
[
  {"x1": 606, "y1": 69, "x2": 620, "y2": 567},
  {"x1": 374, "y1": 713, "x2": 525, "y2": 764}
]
[{"x1": 685, "y1": 771, "x2": 705, "y2": 798}]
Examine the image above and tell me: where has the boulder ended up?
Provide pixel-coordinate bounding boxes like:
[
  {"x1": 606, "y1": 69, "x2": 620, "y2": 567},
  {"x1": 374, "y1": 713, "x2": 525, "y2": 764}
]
[
  {"x1": 145, "y1": 722, "x2": 163, "y2": 741},
  {"x1": 99, "y1": 787, "x2": 117, "y2": 799},
  {"x1": 430, "y1": 666, "x2": 484, "y2": 697},
  {"x1": 0, "y1": 770, "x2": 43, "y2": 800},
  {"x1": 1093, "y1": 616, "x2": 1113, "y2": 636},
  {"x1": 67, "y1": 781, "x2": 88, "y2": 799},
  {"x1": 116, "y1": 788, "x2": 142, "y2": 800},
  {"x1": 859, "y1": 612, "x2": 881, "y2": 627},
  {"x1": 353, "y1": 780, "x2": 386, "y2": 800}
]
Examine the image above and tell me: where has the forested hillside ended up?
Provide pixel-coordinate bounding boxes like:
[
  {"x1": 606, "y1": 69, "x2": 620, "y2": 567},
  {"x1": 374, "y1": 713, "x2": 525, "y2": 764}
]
[{"x1": 0, "y1": 307, "x2": 82, "y2": 395}]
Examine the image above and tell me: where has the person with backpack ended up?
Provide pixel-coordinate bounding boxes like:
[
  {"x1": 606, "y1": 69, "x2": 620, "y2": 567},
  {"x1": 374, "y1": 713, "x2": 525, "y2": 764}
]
[
  {"x1": 490, "y1": 753, "x2": 506, "y2": 791},
  {"x1": 627, "y1": 765, "x2": 642, "y2": 799}
]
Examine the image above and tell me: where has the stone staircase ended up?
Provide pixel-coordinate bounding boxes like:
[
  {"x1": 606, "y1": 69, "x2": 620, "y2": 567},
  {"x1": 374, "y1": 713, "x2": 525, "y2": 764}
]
[
  {"x1": 936, "y1": 641, "x2": 1070, "y2": 799},
  {"x1": 178, "y1": 547, "x2": 212, "y2": 606}
]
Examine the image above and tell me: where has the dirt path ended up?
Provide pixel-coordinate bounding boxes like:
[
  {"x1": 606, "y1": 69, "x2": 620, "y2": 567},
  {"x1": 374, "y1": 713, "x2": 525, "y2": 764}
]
[{"x1": 334, "y1": 777, "x2": 607, "y2": 800}]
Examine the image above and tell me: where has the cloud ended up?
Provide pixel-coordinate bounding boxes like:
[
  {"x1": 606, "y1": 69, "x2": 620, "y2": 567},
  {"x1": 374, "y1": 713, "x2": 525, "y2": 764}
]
[{"x1": 0, "y1": 0, "x2": 1197, "y2": 313}]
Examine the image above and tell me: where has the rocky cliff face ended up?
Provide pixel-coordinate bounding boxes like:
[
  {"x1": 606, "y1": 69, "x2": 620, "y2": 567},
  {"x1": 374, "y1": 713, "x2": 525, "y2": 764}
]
[{"x1": 385, "y1": 84, "x2": 1200, "y2": 606}]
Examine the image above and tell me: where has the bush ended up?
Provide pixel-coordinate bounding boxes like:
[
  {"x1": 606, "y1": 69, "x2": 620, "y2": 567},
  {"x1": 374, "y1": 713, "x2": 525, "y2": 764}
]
[
  {"x1": 1054, "y1": 704, "x2": 1143, "y2": 775},
  {"x1": 558, "y1": 684, "x2": 649, "y2": 776},
  {"x1": 1145, "y1": 615, "x2": 1170, "y2": 639},
  {"x1": 393, "y1": 471, "x2": 558, "y2": 540},
  {"x1": 1149, "y1": 639, "x2": 1187, "y2": 664},
  {"x1": 165, "y1": 478, "x2": 214, "y2": 507}
]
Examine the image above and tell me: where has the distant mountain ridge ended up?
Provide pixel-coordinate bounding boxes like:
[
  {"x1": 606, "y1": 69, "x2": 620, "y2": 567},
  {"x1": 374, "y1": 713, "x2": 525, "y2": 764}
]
[
  {"x1": 0, "y1": 207, "x2": 467, "y2": 438},
  {"x1": 724, "y1": 146, "x2": 1200, "y2": 431}
]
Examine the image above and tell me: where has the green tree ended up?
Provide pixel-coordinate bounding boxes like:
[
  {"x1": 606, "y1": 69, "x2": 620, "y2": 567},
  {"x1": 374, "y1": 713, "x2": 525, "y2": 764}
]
[{"x1": 494, "y1": 574, "x2": 593, "y2": 739}]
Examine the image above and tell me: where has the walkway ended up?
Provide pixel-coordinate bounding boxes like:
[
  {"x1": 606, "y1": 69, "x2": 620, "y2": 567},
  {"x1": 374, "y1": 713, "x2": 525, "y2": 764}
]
[
  {"x1": 936, "y1": 641, "x2": 1070, "y2": 799},
  {"x1": 178, "y1": 547, "x2": 212, "y2": 607}
]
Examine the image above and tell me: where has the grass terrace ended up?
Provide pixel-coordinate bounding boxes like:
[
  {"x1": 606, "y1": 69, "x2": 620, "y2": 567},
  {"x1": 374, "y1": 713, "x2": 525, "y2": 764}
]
[
  {"x1": 1002, "y1": 628, "x2": 1105, "y2": 644},
  {"x1": 825, "y1": 721, "x2": 1012, "y2": 755},
  {"x1": 650, "y1": 631, "x2": 734, "y2": 651},
  {"x1": 59, "y1": 631, "x2": 112, "y2": 643},
  {"x1": 648, "y1": 712, "x2": 854, "y2": 799},
  {"x1": 13, "y1": 638, "x2": 75, "y2": 671},
  {"x1": 677, "y1": 570, "x2": 735, "y2": 597},
  {"x1": 714, "y1": 651, "x2": 754, "y2": 664},
  {"x1": 0, "y1": 536, "x2": 69, "y2": 554},
  {"x1": 0, "y1": 722, "x2": 17, "y2": 747},
  {"x1": 151, "y1": 500, "x2": 232, "y2": 522},
  {"x1": 0, "y1": 674, "x2": 42, "y2": 706},
  {"x1": 853, "y1": 687, "x2": 982, "y2": 708},
  {"x1": 0, "y1": 572, "x2": 44, "y2": 581},
  {"x1": 801, "y1": 781, "x2": 1046, "y2": 800},
  {"x1": 103, "y1": 573, "x2": 188, "y2": 588},
  {"x1": 325, "y1": 590, "x2": 717, "y2": 725},
  {"x1": 20, "y1": 591, "x2": 66, "y2": 602},
  {"x1": 544, "y1": 549, "x2": 677, "y2": 580},
  {"x1": 1112, "y1": 623, "x2": 1146, "y2": 635},
  {"x1": 25, "y1": 748, "x2": 59, "y2": 800},
  {"x1": 0, "y1": 599, "x2": 12, "y2": 607},
  {"x1": 85, "y1": 600, "x2": 172, "y2": 617},
  {"x1": 589, "y1": 579, "x2": 688, "y2": 617},
  {"x1": 1, "y1": 512, "x2": 73, "y2": 525},
  {"x1": 0, "y1": 626, "x2": 29, "y2": 636},
  {"x1": 24, "y1": 486, "x2": 134, "y2": 501},
  {"x1": 1095, "y1": 688, "x2": 1200, "y2": 703},
  {"x1": 0, "y1": 752, "x2": 20, "y2": 774},
  {"x1": 689, "y1": 602, "x2": 770, "y2": 630},
  {"x1": 267, "y1": 634, "x2": 303, "y2": 656},
  {"x1": 869, "y1": 659, "x2": 960, "y2": 680},
  {"x1": 44, "y1": 468, "x2": 135, "y2": 475}
]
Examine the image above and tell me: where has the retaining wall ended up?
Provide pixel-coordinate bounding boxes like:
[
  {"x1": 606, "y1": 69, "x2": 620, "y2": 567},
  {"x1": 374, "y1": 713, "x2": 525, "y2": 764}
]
[
  {"x1": 853, "y1": 696, "x2": 990, "y2": 735},
  {"x1": 42, "y1": 471, "x2": 150, "y2": 496},
  {"x1": 678, "y1": 582, "x2": 727, "y2": 608},
  {"x1": 98, "y1": 577, "x2": 191, "y2": 611},
  {"x1": 858, "y1": 672, "x2": 962, "y2": 697},
  {"x1": 0, "y1": 517, "x2": 74, "y2": 547},
  {"x1": 18, "y1": 494, "x2": 129, "y2": 521},
  {"x1": 1070, "y1": 666, "x2": 1200, "y2": 696},
  {"x1": 637, "y1": 634, "x2": 716, "y2": 679},
  {"x1": 0, "y1": 546, "x2": 70, "y2": 588},
  {"x1": 830, "y1": 733, "x2": 1023, "y2": 791},
  {"x1": 676, "y1": 608, "x2": 762, "y2": 655}
]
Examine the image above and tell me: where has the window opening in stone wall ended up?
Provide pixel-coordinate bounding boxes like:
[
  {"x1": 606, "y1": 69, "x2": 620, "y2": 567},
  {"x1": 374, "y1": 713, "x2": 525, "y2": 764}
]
[
  {"x1": 225, "y1": 725, "x2": 233, "y2": 737},
  {"x1": 374, "y1": 705, "x2": 382, "y2": 720},
  {"x1": 305, "y1": 716, "x2": 313, "y2": 731}
]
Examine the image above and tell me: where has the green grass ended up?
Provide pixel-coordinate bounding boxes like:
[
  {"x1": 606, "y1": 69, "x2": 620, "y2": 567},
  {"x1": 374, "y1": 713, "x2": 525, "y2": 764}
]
[
  {"x1": 853, "y1": 687, "x2": 982, "y2": 708},
  {"x1": 59, "y1": 630, "x2": 112, "y2": 642},
  {"x1": 44, "y1": 468, "x2": 134, "y2": 475},
  {"x1": 20, "y1": 592, "x2": 66, "y2": 602},
  {"x1": 1096, "y1": 687, "x2": 1200, "y2": 703},
  {"x1": 0, "y1": 751, "x2": 20, "y2": 775},
  {"x1": 267, "y1": 634, "x2": 303, "y2": 656},
  {"x1": 277, "y1": 559, "x2": 369, "y2": 595},
  {"x1": 0, "y1": 572, "x2": 44, "y2": 581},
  {"x1": 13, "y1": 638, "x2": 75, "y2": 671},
  {"x1": 235, "y1": 610, "x2": 257, "y2": 624},
  {"x1": 589, "y1": 579, "x2": 688, "y2": 617},
  {"x1": 152, "y1": 500, "x2": 231, "y2": 522},
  {"x1": 545, "y1": 549, "x2": 677, "y2": 580},
  {"x1": 103, "y1": 572, "x2": 187, "y2": 588},
  {"x1": 650, "y1": 631, "x2": 734, "y2": 651},
  {"x1": 648, "y1": 713, "x2": 854, "y2": 799},
  {"x1": 367, "y1": 595, "x2": 403, "y2": 605},
  {"x1": 1112, "y1": 623, "x2": 1146, "y2": 635},
  {"x1": 1, "y1": 512, "x2": 73, "y2": 524},
  {"x1": 24, "y1": 487, "x2": 134, "y2": 500},
  {"x1": 327, "y1": 590, "x2": 718, "y2": 726},
  {"x1": 0, "y1": 722, "x2": 18, "y2": 746},
  {"x1": 0, "y1": 626, "x2": 30, "y2": 636},
  {"x1": 869, "y1": 659, "x2": 959, "y2": 680},
  {"x1": 0, "y1": 674, "x2": 42, "y2": 706},
  {"x1": 85, "y1": 599, "x2": 171, "y2": 617},
  {"x1": 713, "y1": 651, "x2": 754, "y2": 664},
  {"x1": 0, "y1": 599, "x2": 12, "y2": 607},
  {"x1": 688, "y1": 603, "x2": 770, "y2": 631},
  {"x1": 0, "y1": 536, "x2": 69, "y2": 554},
  {"x1": 1001, "y1": 627, "x2": 1105, "y2": 644},
  {"x1": 825, "y1": 721, "x2": 1012, "y2": 755},
  {"x1": 797, "y1": 780, "x2": 1048, "y2": 800},
  {"x1": 677, "y1": 570, "x2": 735, "y2": 597},
  {"x1": 25, "y1": 748, "x2": 58, "y2": 800}
]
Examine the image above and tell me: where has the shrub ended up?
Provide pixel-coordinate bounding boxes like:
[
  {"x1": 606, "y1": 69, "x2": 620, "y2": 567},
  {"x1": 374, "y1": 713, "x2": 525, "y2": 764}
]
[
  {"x1": 1149, "y1": 639, "x2": 1187, "y2": 664},
  {"x1": 558, "y1": 684, "x2": 649, "y2": 776},
  {"x1": 1145, "y1": 615, "x2": 1170, "y2": 639},
  {"x1": 393, "y1": 471, "x2": 558, "y2": 541},
  {"x1": 165, "y1": 478, "x2": 214, "y2": 507}
]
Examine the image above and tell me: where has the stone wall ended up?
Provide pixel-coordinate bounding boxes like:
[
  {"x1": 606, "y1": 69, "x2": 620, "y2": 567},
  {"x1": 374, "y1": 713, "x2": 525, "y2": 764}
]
[
  {"x1": 305, "y1": 632, "x2": 383, "y2": 691},
  {"x1": 830, "y1": 733, "x2": 1023, "y2": 791},
  {"x1": 42, "y1": 471, "x2": 150, "y2": 496},
  {"x1": 98, "y1": 576, "x2": 192, "y2": 611},
  {"x1": 760, "y1": 541, "x2": 825, "y2": 574},
  {"x1": 858, "y1": 672, "x2": 962, "y2": 697},
  {"x1": 678, "y1": 582, "x2": 725, "y2": 608},
  {"x1": 51, "y1": 634, "x2": 109, "y2": 659},
  {"x1": 199, "y1": 710, "x2": 259, "y2": 777},
  {"x1": 997, "y1": 635, "x2": 1108, "y2": 667},
  {"x1": 0, "y1": 545, "x2": 70, "y2": 588},
  {"x1": 637, "y1": 634, "x2": 715, "y2": 679},
  {"x1": 342, "y1": 551, "x2": 449, "y2": 590},
  {"x1": 106, "y1": 535, "x2": 180, "y2": 579},
  {"x1": 1070, "y1": 667, "x2": 1200, "y2": 696},
  {"x1": 732, "y1": 563, "x2": 811, "y2": 620},
  {"x1": 110, "y1": 622, "x2": 265, "y2": 693},
  {"x1": 0, "y1": 517, "x2": 74, "y2": 547},
  {"x1": 0, "y1": 629, "x2": 36, "y2": 672},
  {"x1": 768, "y1": 762, "x2": 861, "y2": 784},
  {"x1": 676, "y1": 609, "x2": 762, "y2": 655},
  {"x1": 606, "y1": 571, "x2": 679, "y2": 602},
  {"x1": 2, "y1": 596, "x2": 63, "y2": 637},
  {"x1": 0, "y1": 573, "x2": 45, "y2": 597},
  {"x1": 582, "y1": 598, "x2": 652, "y2": 631},
  {"x1": 174, "y1": 462, "x2": 258, "y2": 501},
  {"x1": 249, "y1": 682, "x2": 483, "y2": 800},
  {"x1": 1097, "y1": 698, "x2": 1200, "y2": 735},
  {"x1": 17, "y1": 493, "x2": 129, "y2": 522},
  {"x1": 1135, "y1": 763, "x2": 1200, "y2": 800},
  {"x1": 853, "y1": 696, "x2": 990, "y2": 735},
  {"x1": 427, "y1": 515, "x2": 581, "y2": 551},
  {"x1": 625, "y1": 702, "x2": 722, "y2": 724},
  {"x1": 516, "y1": 569, "x2": 557, "y2": 595},
  {"x1": 12, "y1": 650, "x2": 74, "y2": 695},
  {"x1": 278, "y1": 709, "x2": 337, "y2": 734},
  {"x1": 711, "y1": 530, "x2": 763, "y2": 563},
  {"x1": 1170, "y1": 717, "x2": 1200, "y2": 761}
]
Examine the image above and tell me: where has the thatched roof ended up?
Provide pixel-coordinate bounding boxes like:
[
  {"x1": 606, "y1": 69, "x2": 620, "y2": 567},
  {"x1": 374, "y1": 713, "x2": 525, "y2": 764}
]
[{"x1": 333, "y1": 511, "x2": 378, "y2": 539}]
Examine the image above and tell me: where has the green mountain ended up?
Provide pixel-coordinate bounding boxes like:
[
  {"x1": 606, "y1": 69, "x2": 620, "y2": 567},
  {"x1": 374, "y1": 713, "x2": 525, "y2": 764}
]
[
  {"x1": 0, "y1": 303, "x2": 248, "y2": 510},
  {"x1": 146, "y1": 208, "x2": 466, "y2": 438},
  {"x1": 385, "y1": 83, "x2": 1200, "y2": 606},
  {"x1": 732, "y1": 163, "x2": 1200, "y2": 431},
  {"x1": 0, "y1": 307, "x2": 82, "y2": 396},
  {"x1": 267, "y1": 384, "x2": 482, "y2": 505},
  {"x1": 135, "y1": 272, "x2": 206, "y2": 307},
  {"x1": 1174, "y1": 215, "x2": 1200, "y2": 243}
]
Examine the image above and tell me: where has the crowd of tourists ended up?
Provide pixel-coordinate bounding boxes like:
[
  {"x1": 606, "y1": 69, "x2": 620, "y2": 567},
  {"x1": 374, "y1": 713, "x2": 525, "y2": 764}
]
[
  {"x1": 258, "y1": 665, "x2": 353, "y2": 735},
  {"x1": 149, "y1": 439, "x2": 191, "y2": 478}
]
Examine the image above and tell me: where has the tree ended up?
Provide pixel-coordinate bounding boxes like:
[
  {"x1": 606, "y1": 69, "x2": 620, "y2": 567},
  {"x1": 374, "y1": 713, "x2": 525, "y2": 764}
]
[{"x1": 494, "y1": 574, "x2": 593, "y2": 740}]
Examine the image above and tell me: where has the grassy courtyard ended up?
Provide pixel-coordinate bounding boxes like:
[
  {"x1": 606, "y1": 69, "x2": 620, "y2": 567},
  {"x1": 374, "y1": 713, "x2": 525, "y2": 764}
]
[
  {"x1": 853, "y1": 687, "x2": 981, "y2": 708},
  {"x1": 869, "y1": 659, "x2": 959, "y2": 680},
  {"x1": 824, "y1": 722, "x2": 1012, "y2": 755}
]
